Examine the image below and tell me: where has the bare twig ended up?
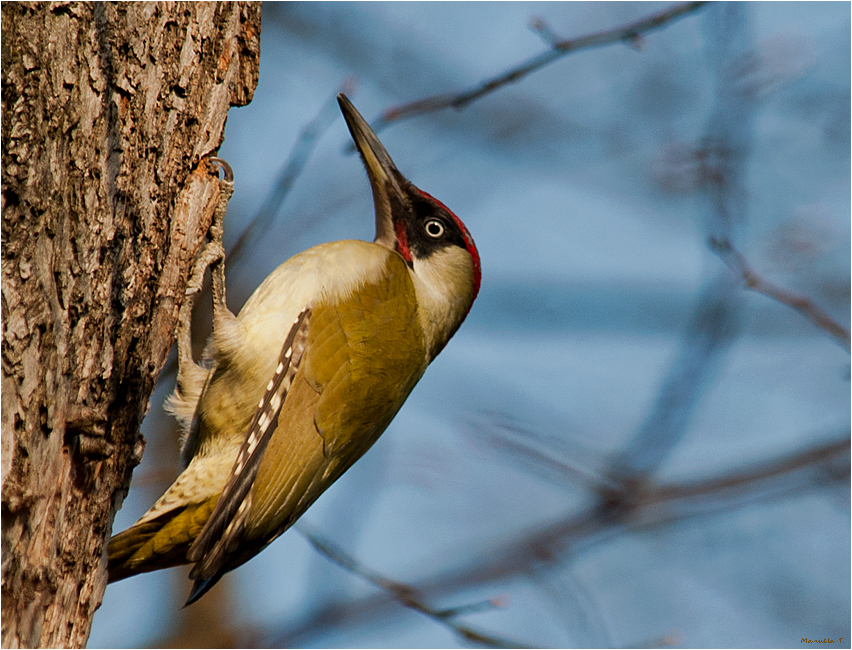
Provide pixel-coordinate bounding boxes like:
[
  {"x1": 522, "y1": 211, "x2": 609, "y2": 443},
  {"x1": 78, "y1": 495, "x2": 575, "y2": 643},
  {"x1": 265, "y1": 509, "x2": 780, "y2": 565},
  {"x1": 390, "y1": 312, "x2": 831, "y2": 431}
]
[
  {"x1": 272, "y1": 433, "x2": 848, "y2": 646},
  {"x1": 607, "y1": 3, "x2": 755, "y2": 483},
  {"x1": 295, "y1": 526, "x2": 525, "y2": 649},
  {"x1": 640, "y1": 435, "x2": 849, "y2": 511},
  {"x1": 528, "y1": 16, "x2": 563, "y2": 49},
  {"x1": 710, "y1": 236, "x2": 851, "y2": 351},
  {"x1": 483, "y1": 433, "x2": 848, "y2": 585},
  {"x1": 606, "y1": 275, "x2": 741, "y2": 484},
  {"x1": 227, "y1": 78, "x2": 358, "y2": 271},
  {"x1": 365, "y1": 2, "x2": 708, "y2": 134},
  {"x1": 466, "y1": 414, "x2": 615, "y2": 492},
  {"x1": 624, "y1": 632, "x2": 683, "y2": 649}
]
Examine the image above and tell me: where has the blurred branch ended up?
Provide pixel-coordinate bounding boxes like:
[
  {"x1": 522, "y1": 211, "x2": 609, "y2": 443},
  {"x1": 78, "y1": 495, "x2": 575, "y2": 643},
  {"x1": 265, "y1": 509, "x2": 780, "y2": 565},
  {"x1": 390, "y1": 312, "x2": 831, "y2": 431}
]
[
  {"x1": 624, "y1": 632, "x2": 683, "y2": 649},
  {"x1": 365, "y1": 2, "x2": 708, "y2": 133},
  {"x1": 295, "y1": 526, "x2": 527, "y2": 649},
  {"x1": 528, "y1": 562, "x2": 614, "y2": 647},
  {"x1": 271, "y1": 433, "x2": 849, "y2": 646},
  {"x1": 710, "y1": 236, "x2": 851, "y2": 351},
  {"x1": 637, "y1": 435, "x2": 849, "y2": 513},
  {"x1": 606, "y1": 3, "x2": 756, "y2": 483},
  {"x1": 488, "y1": 432, "x2": 847, "y2": 585},
  {"x1": 227, "y1": 78, "x2": 358, "y2": 272},
  {"x1": 606, "y1": 276, "x2": 741, "y2": 484},
  {"x1": 466, "y1": 414, "x2": 615, "y2": 492}
]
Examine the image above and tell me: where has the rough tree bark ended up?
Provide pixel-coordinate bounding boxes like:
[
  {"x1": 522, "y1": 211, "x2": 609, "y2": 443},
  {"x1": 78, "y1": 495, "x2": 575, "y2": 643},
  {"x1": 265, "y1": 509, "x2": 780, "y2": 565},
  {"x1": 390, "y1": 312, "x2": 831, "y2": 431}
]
[{"x1": 1, "y1": 3, "x2": 261, "y2": 647}]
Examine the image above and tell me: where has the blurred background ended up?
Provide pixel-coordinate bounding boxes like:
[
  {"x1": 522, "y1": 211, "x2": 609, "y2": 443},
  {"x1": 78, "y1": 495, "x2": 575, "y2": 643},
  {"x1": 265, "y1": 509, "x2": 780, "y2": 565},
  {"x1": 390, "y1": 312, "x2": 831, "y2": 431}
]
[{"x1": 90, "y1": 2, "x2": 850, "y2": 648}]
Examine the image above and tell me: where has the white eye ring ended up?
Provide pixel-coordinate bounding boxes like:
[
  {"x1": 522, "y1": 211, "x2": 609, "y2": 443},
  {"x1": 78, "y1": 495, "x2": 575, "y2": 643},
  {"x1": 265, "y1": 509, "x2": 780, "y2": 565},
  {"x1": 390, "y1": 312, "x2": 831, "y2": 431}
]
[{"x1": 424, "y1": 219, "x2": 444, "y2": 238}]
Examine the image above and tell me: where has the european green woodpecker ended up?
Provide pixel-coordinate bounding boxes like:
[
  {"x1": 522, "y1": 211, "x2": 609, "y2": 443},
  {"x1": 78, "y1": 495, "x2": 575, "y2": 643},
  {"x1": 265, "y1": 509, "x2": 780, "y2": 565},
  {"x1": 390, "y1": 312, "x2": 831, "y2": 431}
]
[{"x1": 107, "y1": 94, "x2": 481, "y2": 604}]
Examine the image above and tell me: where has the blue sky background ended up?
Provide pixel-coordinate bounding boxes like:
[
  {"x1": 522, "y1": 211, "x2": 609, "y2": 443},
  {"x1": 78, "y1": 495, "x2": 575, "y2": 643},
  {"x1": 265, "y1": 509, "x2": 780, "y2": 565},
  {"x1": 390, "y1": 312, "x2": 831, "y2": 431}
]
[{"x1": 90, "y1": 3, "x2": 849, "y2": 647}]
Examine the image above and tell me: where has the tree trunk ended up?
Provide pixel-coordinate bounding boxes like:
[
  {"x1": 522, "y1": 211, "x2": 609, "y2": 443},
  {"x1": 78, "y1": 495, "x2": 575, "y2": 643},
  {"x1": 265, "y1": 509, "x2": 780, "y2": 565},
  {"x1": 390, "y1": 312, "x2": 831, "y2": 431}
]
[{"x1": 1, "y1": 3, "x2": 261, "y2": 647}]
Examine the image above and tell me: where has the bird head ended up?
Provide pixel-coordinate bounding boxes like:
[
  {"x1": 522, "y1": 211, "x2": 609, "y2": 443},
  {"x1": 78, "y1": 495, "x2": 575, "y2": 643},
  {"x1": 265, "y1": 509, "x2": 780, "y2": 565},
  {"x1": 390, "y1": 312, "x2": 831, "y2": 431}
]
[{"x1": 338, "y1": 94, "x2": 481, "y2": 358}]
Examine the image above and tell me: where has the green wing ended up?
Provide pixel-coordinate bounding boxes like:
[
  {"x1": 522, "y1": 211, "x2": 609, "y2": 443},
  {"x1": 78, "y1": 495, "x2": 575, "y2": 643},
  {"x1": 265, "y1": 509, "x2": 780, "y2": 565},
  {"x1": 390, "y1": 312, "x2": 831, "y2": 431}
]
[
  {"x1": 308, "y1": 254, "x2": 426, "y2": 456},
  {"x1": 245, "y1": 253, "x2": 426, "y2": 542}
]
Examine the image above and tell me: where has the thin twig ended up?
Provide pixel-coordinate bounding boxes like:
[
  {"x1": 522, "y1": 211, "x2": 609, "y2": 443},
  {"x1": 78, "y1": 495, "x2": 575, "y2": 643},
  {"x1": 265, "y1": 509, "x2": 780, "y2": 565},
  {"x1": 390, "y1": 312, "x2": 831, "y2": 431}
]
[
  {"x1": 606, "y1": 2, "x2": 753, "y2": 483},
  {"x1": 467, "y1": 415, "x2": 617, "y2": 492},
  {"x1": 606, "y1": 275, "x2": 741, "y2": 484},
  {"x1": 640, "y1": 435, "x2": 849, "y2": 510},
  {"x1": 710, "y1": 236, "x2": 851, "y2": 351},
  {"x1": 295, "y1": 526, "x2": 525, "y2": 649},
  {"x1": 227, "y1": 78, "x2": 358, "y2": 271},
  {"x1": 624, "y1": 632, "x2": 682, "y2": 649},
  {"x1": 529, "y1": 16, "x2": 563, "y2": 49},
  {"x1": 367, "y1": 2, "x2": 708, "y2": 133},
  {"x1": 272, "y1": 433, "x2": 848, "y2": 645}
]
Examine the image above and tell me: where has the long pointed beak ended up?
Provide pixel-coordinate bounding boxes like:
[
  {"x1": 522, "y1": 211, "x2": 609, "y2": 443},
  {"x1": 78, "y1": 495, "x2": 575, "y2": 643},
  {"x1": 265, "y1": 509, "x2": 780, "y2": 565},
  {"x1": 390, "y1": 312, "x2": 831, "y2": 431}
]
[{"x1": 338, "y1": 93, "x2": 406, "y2": 247}]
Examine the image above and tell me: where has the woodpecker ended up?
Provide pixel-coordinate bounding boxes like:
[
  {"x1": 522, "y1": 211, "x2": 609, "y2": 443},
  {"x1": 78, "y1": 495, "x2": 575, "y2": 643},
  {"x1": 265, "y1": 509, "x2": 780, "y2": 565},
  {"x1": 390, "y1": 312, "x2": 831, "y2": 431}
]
[{"x1": 107, "y1": 94, "x2": 481, "y2": 604}]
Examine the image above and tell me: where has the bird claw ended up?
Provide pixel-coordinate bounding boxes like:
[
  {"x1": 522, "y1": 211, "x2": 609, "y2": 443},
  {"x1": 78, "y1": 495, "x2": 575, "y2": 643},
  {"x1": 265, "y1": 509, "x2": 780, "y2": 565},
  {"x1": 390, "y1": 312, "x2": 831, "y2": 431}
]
[{"x1": 208, "y1": 157, "x2": 234, "y2": 183}]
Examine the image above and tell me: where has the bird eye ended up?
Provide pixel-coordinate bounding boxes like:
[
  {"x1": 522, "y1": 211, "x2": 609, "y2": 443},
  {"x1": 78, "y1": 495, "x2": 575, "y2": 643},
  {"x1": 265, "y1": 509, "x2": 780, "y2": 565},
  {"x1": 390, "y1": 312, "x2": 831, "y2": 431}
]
[{"x1": 424, "y1": 219, "x2": 444, "y2": 238}]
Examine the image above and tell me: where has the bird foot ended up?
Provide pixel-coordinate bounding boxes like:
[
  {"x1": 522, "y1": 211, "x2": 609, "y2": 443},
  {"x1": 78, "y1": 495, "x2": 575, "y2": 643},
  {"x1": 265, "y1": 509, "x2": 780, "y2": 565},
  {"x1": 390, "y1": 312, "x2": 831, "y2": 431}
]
[{"x1": 175, "y1": 157, "x2": 236, "y2": 385}]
